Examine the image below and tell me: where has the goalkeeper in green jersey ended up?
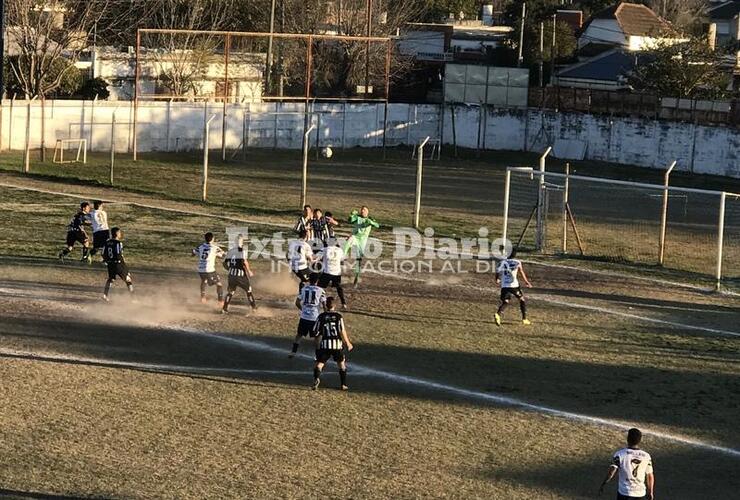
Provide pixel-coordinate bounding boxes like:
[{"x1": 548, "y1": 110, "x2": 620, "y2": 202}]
[{"x1": 344, "y1": 205, "x2": 379, "y2": 285}]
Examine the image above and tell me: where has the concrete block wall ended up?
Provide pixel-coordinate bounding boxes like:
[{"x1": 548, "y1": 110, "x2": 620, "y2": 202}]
[{"x1": 1, "y1": 99, "x2": 738, "y2": 178}]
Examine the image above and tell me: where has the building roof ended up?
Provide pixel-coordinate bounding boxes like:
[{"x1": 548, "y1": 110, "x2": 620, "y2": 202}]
[
  {"x1": 556, "y1": 48, "x2": 651, "y2": 82},
  {"x1": 588, "y1": 2, "x2": 674, "y2": 36},
  {"x1": 708, "y1": 1, "x2": 740, "y2": 20}
]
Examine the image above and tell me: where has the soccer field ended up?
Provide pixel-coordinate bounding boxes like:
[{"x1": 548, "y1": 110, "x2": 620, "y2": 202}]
[
  {"x1": 0, "y1": 179, "x2": 738, "y2": 499},
  {"x1": 1, "y1": 146, "x2": 738, "y2": 290}
]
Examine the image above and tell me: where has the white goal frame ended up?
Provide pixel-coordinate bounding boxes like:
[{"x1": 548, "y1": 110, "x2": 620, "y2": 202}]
[{"x1": 53, "y1": 139, "x2": 88, "y2": 164}]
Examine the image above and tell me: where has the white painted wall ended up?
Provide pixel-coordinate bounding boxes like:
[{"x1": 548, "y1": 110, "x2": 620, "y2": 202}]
[{"x1": 2, "y1": 100, "x2": 738, "y2": 178}]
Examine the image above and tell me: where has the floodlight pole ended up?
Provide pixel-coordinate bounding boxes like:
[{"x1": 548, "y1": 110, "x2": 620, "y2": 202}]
[
  {"x1": 517, "y1": 2, "x2": 526, "y2": 68},
  {"x1": 133, "y1": 30, "x2": 141, "y2": 161},
  {"x1": 535, "y1": 146, "x2": 551, "y2": 251},
  {"x1": 302, "y1": 124, "x2": 316, "y2": 208},
  {"x1": 502, "y1": 169, "x2": 512, "y2": 243},
  {"x1": 203, "y1": 114, "x2": 216, "y2": 202},
  {"x1": 413, "y1": 136, "x2": 430, "y2": 229},
  {"x1": 658, "y1": 160, "x2": 677, "y2": 266}
]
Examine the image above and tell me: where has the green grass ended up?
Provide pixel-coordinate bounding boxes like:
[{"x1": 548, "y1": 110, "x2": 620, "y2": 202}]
[
  {"x1": 1, "y1": 146, "x2": 738, "y2": 290},
  {"x1": 0, "y1": 185, "x2": 738, "y2": 498}
]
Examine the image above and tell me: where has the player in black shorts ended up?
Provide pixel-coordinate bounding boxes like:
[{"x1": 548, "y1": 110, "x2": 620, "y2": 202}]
[
  {"x1": 102, "y1": 227, "x2": 134, "y2": 302},
  {"x1": 312, "y1": 297, "x2": 354, "y2": 391},
  {"x1": 59, "y1": 202, "x2": 92, "y2": 263},
  {"x1": 222, "y1": 235, "x2": 256, "y2": 314}
]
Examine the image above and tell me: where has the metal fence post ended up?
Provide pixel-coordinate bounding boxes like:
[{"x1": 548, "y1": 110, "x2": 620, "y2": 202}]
[
  {"x1": 23, "y1": 99, "x2": 32, "y2": 173},
  {"x1": 203, "y1": 114, "x2": 216, "y2": 202},
  {"x1": 658, "y1": 160, "x2": 677, "y2": 265},
  {"x1": 562, "y1": 163, "x2": 570, "y2": 254},
  {"x1": 502, "y1": 168, "x2": 512, "y2": 244},
  {"x1": 535, "y1": 146, "x2": 552, "y2": 251},
  {"x1": 716, "y1": 191, "x2": 726, "y2": 291},
  {"x1": 413, "y1": 136, "x2": 430, "y2": 229}
]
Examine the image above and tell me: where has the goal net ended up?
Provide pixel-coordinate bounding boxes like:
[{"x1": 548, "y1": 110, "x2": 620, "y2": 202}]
[
  {"x1": 503, "y1": 168, "x2": 739, "y2": 290},
  {"x1": 53, "y1": 139, "x2": 88, "y2": 164}
]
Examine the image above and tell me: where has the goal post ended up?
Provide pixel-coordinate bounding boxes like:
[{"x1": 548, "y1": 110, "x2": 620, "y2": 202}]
[
  {"x1": 502, "y1": 166, "x2": 740, "y2": 290},
  {"x1": 53, "y1": 139, "x2": 88, "y2": 164}
]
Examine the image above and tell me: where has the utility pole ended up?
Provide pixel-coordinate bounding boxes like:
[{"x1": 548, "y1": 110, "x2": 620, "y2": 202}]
[
  {"x1": 365, "y1": 0, "x2": 372, "y2": 95},
  {"x1": 266, "y1": 0, "x2": 277, "y2": 95},
  {"x1": 517, "y1": 3, "x2": 526, "y2": 68},
  {"x1": 0, "y1": 0, "x2": 5, "y2": 98},
  {"x1": 550, "y1": 14, "x2": 557, "y2": 83},
  {"x1": 539, "y1": 21, "x2": 544, "y2": 88}
]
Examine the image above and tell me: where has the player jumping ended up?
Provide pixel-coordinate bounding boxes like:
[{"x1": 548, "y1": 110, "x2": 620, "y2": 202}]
[
  {"x1": 222, "y1": 234, "x2": 256, "y2": 314},
  {"x1": 89, "y1": 200, "x2": 111, "y2": 260},
  {"x1": 494, "y1": 250, "x2": 532, "y2": 326},
  {"x1": 289, "y1": 273, "x2": 326, "y2": 358},
  {"x1": 312, "y1": 296, "x2": 354, "y2": 391},
  {"x1": 192, "y1": 232, "x2": 225, "y2": 306},
  {"x1": 102, "y1": 227, "x2": 134, "y2": 302},
  {"x1": 59, "y1": 202, "x2": 92, "y2": 263},
  {"x1": 343, "y1": 206, "x2": 379, "y2": 286},
  {"x1": 287, "y1": 229, "x2": 314, "y2": 293},
  {"x1": 317, "y1": 239, "x2": 347, "y2": 310}
]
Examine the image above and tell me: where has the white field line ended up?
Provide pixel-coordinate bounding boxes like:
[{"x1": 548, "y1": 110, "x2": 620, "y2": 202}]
[
  {"x1": 0, "y1": 347, "x2": 317, "y2": 377},
  {"x1": 534, "y1": 295, "x2": 740, "y2": 338},
  {"x1": 174, "y1": 325, "x2": 740, "y2": 459},
  {"x1": 2, "y1": 180, "x2": 736, "y2": 297}
]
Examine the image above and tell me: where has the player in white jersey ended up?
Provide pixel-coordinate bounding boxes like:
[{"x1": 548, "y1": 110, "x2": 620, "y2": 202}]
[
  {"x1": 317, "y1": 240, "x2": 347, "y2": 309},
  {"x1": 89, "y1": 200, "x2": 111, "y2": 259},
  {"x1": 289, "y1": 273, "x2": 326, "y2": 358},
  {"x1": 287, "y1": 229, "x2": 314, "y2": 293},
  {"x1": 599, "y1": 428, "x2": 655, "y2": 500},
  {"x1": 494, "y1": 249, "x2": 532, "y2": 326},
  {"x1": 192, "y1": 232, "x2": 225, "y2": 305}
]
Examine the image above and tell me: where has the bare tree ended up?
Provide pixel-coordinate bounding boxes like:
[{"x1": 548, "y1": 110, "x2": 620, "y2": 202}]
[
  {"x1": 647, "y1": 0, "x2": 707, "y2": 33},
  {"x1": 143, "y1": 0, "x2": 235, "y2": 97},
  {"x1": 5, "y1": 0, "x2": 111, "y2": 97}
]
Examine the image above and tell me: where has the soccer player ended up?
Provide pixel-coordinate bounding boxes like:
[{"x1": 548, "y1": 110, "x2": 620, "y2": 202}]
[
  {"x1": 222, "y1": 234, "x2": 256, "y2": 314},
  {"x1": 289, "y1": 273, "x2": 326, "y2": 358},
  {"x1": 293, "y1": 205, "x2": 313, "y2": 240},
  {"x1": 310, "y1": 208, "x2": 339, "y2": 247},
  {"x1": 317, "y1": 239, "x2": 347, "y2": 309},
  {"x1": 192, "y1": 232, "x2": 225, "y2": 305},
  {"x1": 287, "y1": 229, "x2": 313, "y2": 293},
  {"x1": 102, "y1": 227, "x2": 133, "y2": 302},
  {"x1": 89, "y1": 200, "x2": 111, "y2": 259},
  {"x1": 494, "y1": 249, "x2": 532, "y2": 326},
  {"x1": 312, "y1": 296, "x2": 353, "y2": 391},
  {"x1": 599, "y1": 428, "x2": 655, "y2": 500},
  {"x1": 343, "y1": 206, "x2": 379, "y2": 285},
  {"x1": 59, "y1": 202, "x2": 92, "y2": 263}
]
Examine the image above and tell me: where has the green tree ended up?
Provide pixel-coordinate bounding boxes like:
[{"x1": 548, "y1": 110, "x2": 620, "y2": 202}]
[
  {"x1": 626, "y1": 37, "x2": 730, "y2": 99},
  {"x1": 424, "y1": 0, "x2": 482, "y2": 22}
]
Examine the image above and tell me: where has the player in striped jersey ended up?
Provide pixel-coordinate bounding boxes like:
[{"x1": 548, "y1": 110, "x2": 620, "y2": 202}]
[
  {"x1": 312, "y1": 297, "x2": 353, "y2": 391},
  {"x1": 221, "y1": 234, "x2": 256, "y2": 314},
  {"x1": 289, "y1": 273, "x2": 326, "y2": 358},
  {"x1": 59, "y1": 202, "x2": 92, "y2": 263},
  {"x1": 309, "y1": 208, "x2": 339, "y2": 247},
  {"x1": 102, "y1": 227, "x2": 133, "y2": 302},
  {"x1": 293, "y1": 205, "x2": 313, "y2": 240},
  {"x1": 494, "y1": 250, "x2": 533, "y2": 326},
  {"x1": 192, "y1": 232, "x2": 225, "y2": 305}
]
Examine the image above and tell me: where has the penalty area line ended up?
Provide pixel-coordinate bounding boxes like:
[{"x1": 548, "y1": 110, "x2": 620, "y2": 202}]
[{"x1": 177, "y1": 326, "x2": 740, "y2": 459}]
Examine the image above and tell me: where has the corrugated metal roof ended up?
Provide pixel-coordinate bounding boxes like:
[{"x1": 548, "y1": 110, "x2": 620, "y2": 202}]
[{"x1": 557, "y1": 49, "x2": 650, "y2": 82}]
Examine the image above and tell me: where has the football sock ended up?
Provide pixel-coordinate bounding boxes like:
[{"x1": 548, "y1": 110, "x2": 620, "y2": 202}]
[
  {"x1": 519, "y1": 300, "x2": 527, "y2": 320},
  {"x1": 292, "y1": 343, "x2": 300, "y2": 354},
  {"x1": 313, "y1": 367, "x2": 321, "y2": 380},
  {"x1": 223, "y1": 292, "x2": 233, "y2": 310},
  {"x1": 200, "y1": 280, "x2": 207, "y2": 297},
  {"x1": 337, "y1": 285, "x2": 347, "y2": 306},
  {"x1": 104, "y1": 279, "x2": 113, "y2": 296},
  {"x1": 339, "y1": 369, "x2": 347, "y2": 386},
  {"x1": 216, "y1": 285, "x2": 224, "y2": 301}
]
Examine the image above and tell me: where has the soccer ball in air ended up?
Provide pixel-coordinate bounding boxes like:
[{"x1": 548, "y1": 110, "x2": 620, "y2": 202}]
[{"x1": 321, "y1": 147, "x2": 333, "y2": 159}]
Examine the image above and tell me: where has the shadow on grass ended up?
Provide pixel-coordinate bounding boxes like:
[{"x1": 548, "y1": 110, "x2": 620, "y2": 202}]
[
  {"x1": 1, "y1": 312, "x2": 738, "y2": 450},
  {"x1": 0, "y1": 488, "x2": 104, "y2": 499}
]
